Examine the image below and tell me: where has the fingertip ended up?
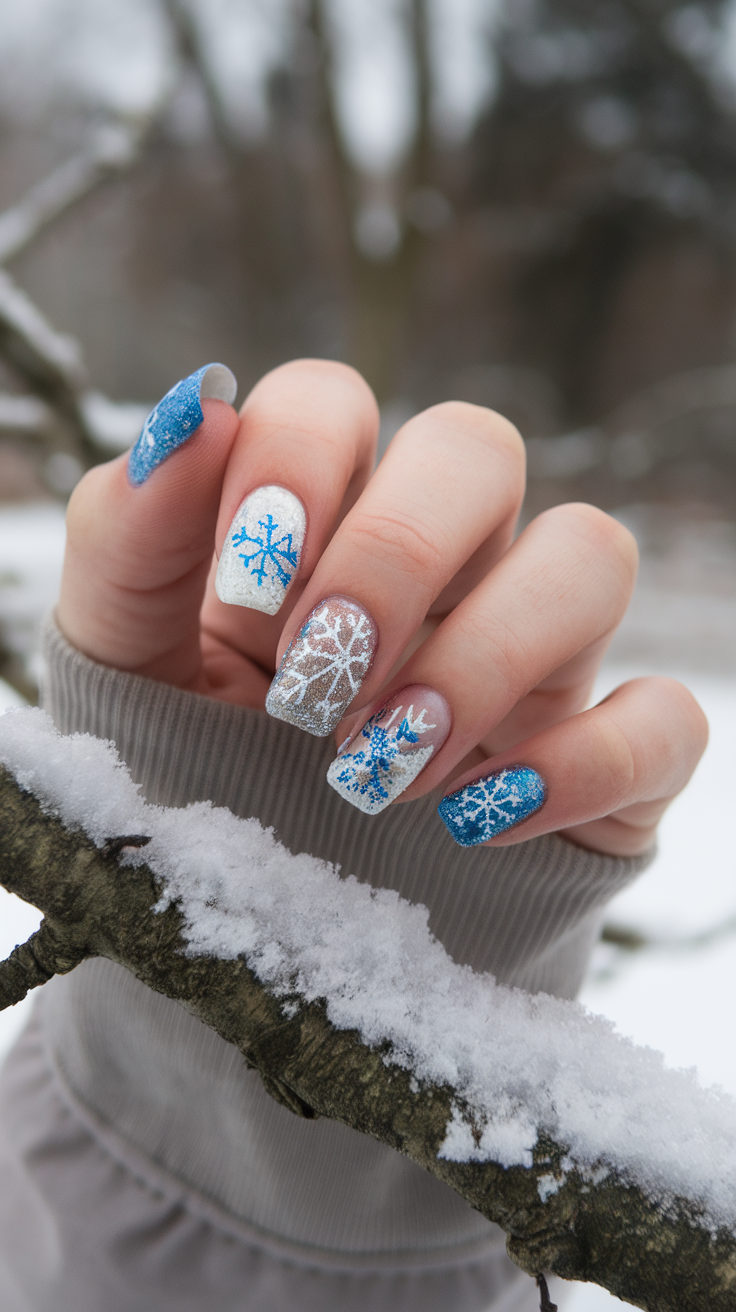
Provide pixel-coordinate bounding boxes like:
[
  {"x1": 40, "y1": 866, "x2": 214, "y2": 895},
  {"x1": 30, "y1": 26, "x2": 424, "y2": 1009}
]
[{"x1": 240, "y1": 358, "x2": 380, "y2": 456}]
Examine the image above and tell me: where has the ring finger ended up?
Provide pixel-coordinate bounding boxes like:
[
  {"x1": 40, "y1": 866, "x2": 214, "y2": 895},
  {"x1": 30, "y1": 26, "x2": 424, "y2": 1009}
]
[{"x1": 324, "y1": 502, "x2": 638, "y2": 815}]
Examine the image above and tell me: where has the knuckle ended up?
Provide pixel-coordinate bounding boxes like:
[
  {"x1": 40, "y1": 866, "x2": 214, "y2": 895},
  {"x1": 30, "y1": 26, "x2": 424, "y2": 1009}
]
[
  {"x1": 347, "y1": 510, "x2": 448, "y2": 582},
  {"x1": 590, "y1": 713, "x2": 638, "y2": 803}
]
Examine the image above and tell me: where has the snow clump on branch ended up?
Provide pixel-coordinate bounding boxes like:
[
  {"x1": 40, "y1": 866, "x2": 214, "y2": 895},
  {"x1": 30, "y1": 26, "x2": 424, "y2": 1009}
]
[{"x1": 1, "y1": 707, "x2": 736, "y2": 1229}]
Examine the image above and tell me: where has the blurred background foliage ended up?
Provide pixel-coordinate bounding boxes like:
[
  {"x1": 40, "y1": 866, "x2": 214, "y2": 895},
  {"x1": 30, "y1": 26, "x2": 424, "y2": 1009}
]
[{"x1": 1, "y1": 0, "x2": 736, "y2": 696}]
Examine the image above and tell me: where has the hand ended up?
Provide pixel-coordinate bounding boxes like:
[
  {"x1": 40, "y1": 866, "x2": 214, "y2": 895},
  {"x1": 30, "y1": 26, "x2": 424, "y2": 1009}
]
[{"x1": 58, "y1": 359, "x2": 707, "y2": 857}]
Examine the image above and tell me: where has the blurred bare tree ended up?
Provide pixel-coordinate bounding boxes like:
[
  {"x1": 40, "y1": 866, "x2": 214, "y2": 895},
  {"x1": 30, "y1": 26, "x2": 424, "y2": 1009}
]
[{"x1": 2, "y1": 0, "x2": 736, "y2": 508}]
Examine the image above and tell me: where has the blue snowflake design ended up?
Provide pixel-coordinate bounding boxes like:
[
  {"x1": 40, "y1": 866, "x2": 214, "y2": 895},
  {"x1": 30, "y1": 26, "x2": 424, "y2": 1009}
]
[
  {"x1": 437, "y1": 767, "x2": 546, "y2": 847},
  {"x1": 232, "y1": 514, "x2": 298, "y2": 590},
  {"x1": 328, "y1": 705, "x2": 435, "y2": 813}
]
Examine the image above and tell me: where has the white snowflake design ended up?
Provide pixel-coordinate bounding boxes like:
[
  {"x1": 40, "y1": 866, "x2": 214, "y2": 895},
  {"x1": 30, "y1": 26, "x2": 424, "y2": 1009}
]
[
  {"x1": 438, "y1": 767, "x2": 546, "y2": 847},
  {"x1": 266, "y1": 598, "x2": 378, "y2": 736},
  {"x1": 326, "y1": 703, "x2": 436, "y2": 814}
]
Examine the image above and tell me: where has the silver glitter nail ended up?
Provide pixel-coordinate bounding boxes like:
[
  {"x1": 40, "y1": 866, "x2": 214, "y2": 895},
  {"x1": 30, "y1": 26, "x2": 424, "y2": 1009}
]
[{"x1": 266, "y1": 595, "x2": 378, "y2": 736}]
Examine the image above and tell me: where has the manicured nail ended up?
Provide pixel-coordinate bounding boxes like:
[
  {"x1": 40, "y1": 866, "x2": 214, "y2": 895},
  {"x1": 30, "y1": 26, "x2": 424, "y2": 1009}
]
[
  {"x1": 215, "y1": 485, "x2": 306, "y2": 615},
  {"x1": 265, "y1": 595, "x2": 377, "y2": 736},
  {"x1": 326, "y1": 684, "x2": 450, "y2": 814},
  {"x1": 128, "y1": 362, "x2": 237, "y2": 486},
  {"x1": 437, "y1": 767, "x2": 546, "y2": 847}
]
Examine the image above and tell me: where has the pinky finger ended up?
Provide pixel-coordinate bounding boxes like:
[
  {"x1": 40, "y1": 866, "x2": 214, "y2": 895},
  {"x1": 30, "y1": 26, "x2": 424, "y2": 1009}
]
[{"x1": 437, "y1": 678, "x2": 708, "y2": 857}]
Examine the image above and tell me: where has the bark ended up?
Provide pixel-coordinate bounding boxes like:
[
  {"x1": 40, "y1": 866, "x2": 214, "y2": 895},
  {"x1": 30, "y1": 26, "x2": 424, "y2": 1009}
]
[{"x1": 0, "y1": 764, "x2": 734, "y2": 1311}]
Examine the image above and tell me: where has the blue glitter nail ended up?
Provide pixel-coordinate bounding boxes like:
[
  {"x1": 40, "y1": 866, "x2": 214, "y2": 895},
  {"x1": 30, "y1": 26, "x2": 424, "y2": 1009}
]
[
  {"x1": 437, "y1": 767, "x2": 546, "y2": 847},
  {"x1": 128, "y1": 362, "x2": 237, "y2": 486}
]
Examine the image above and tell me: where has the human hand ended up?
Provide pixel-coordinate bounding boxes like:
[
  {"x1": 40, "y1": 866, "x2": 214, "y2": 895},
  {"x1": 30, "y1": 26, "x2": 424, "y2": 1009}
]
[{"x1": 58, "y1": 359, "x2": 707, "y2": 857}]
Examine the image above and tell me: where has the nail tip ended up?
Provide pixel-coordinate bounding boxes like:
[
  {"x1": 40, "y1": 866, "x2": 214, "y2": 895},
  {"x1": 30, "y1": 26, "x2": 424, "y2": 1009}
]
[
  {"x1": 265, "y1": 682, "x2": 337, "y2": 736},
  {"x1": 325, "y1": 763, "x2": 391, "y2": 815},
  {"x1": 214, "y1": 575, "x2": 283, "y2": 615},
  {"x1": 128, "y1": 362, "x2": 237, "y2": 485},
  {"x1": 200, "y1": 362, "x2": 238, "y2": 404}
]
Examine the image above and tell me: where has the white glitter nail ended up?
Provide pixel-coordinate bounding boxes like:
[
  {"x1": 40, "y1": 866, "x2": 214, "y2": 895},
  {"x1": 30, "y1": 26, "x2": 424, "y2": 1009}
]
[
  {"x1": 215, "y1": 485, "x2": 306, "y2": 614},
  {"x1": 326, "y1": 686, "x2": 451, "y2": 814}
]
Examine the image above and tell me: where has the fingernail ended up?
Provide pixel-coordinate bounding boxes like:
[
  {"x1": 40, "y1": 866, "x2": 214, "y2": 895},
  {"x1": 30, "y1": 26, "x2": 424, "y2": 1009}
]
[
  {"x1": 215, "y1": 485, "x2": 306, "y2": 614},
  {"x1": 437, "y1": 767, "x2": 546, "y2": 847},
  {"x1": 265, "y1": 595, "x2": 377, "y2": 736},
  {"x1": 128, "y1": 362, "x2": 237, "y2": 486},
  {"x1": 326, "y1": 685, "x2": 451, "y2": 814}
]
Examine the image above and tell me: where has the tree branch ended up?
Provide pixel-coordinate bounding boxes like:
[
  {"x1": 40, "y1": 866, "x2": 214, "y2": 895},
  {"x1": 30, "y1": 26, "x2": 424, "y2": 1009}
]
[
  {"x1": 0, "y1": 121, "x2": 158, "y2": 462},
  {"x1": 0, "y1": 762, "x2": 735, "y2": 1309},
  {"x1": 0, "y1": 124, "x2": 140, "y2": 267},
  {"x1": 0, "y1": 392, "x2": 55, "y2": 437}
]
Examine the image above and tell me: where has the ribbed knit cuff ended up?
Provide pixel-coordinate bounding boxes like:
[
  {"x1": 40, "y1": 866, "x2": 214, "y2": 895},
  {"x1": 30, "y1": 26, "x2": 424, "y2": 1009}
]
[{"x1": 41, "y1": 615, "x2": 653, "y2": 996}]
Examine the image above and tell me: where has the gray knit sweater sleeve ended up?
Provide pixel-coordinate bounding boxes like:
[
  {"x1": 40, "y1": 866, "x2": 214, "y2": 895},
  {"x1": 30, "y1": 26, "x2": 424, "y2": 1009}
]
[{"x1": 36, "y1": 616, "x2": 652, "y2": 1269}]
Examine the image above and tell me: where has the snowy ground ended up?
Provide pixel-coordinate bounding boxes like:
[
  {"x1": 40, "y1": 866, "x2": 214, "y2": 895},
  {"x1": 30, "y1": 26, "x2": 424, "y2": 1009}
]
[
  {"x1": 0, "y1": 501, "x2": 66, "y2": 687},
  {"x1": 0, "y1": 501, "x2": 734, "y2": 1308}
]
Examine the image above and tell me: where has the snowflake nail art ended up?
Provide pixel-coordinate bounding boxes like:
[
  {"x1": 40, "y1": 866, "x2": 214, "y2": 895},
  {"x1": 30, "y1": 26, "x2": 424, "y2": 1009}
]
[
  {"x1": 326, "y1": 684, "x2": 451, "y2": 814},
  {"x1": 438, "y1": 767, "x2": 546, "y2": 847},
  {"x1": 216, "y1": 486, "x2": 306, "y2": 614},
  {"x1": 266, "y1": 595, "x2": 378, "y2": 736},
  {"x1": 128, "y1": 363, "x2": 237, "y2": 486}
]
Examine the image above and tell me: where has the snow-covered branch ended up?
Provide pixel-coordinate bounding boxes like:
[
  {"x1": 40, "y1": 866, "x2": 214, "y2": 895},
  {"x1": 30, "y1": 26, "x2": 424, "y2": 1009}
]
[
  {"x1": 0, "y1": 259, "x2": 147, "y2": 458},
  {"x1": 0, "y1": 709, "x2": 734, "y2": 1310},
  {"x1": 0, "y1": 124, "x2": 140, "y2": 266},
  {"x1": 0, "y1": 392, "x2": 55, "y2": 437},
  {"x1": 0, "y1": 124, "x2": 155, "y2": 461}
]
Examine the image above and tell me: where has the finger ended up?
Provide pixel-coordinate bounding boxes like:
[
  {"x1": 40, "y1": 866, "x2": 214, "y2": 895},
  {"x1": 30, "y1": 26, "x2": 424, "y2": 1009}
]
[
  {"x1": 477, "y1": 633, "x2": 615, "y2": 757},
  {"x1": 264, "y1": 403, "x2": 526, "y2": 736},
  {"x1": 326, "y1": 504, "x2": 637, "y2": 814},
  {"x1": 59, "y1": 363, "x2": 239, "y2": 684},
  {"x1": 202, "y1": 359, "x2": 379, "y2": 671},
  {"x1": 436, "y1": 677, "x2": 708, "y2": 856}
]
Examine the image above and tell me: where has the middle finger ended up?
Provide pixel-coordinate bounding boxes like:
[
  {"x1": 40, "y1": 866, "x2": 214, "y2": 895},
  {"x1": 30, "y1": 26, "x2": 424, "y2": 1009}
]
[{"x1": 265, "y1": 402, "x2": 526, "y2": 736}]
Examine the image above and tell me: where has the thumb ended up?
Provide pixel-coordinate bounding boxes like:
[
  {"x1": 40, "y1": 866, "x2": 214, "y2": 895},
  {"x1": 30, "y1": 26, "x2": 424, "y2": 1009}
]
[{"x1": 58, "y1": 364, "x2": 239, "y2": 686}]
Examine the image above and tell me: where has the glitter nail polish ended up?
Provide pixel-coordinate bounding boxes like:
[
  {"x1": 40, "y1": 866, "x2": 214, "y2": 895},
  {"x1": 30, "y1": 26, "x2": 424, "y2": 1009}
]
[
  {"x1": 438, "y1": 767, "x2": 546, "y2": 847},
  {"x1": 326, "y1": 684, "x2": 450, "y2": 814},
  {"x1": 215, "y1": 485, "x2": 306, "y2": 615},
  {"x1": 265, "y1": 595, "x2": 378, "y2": 736},
  {"x1": 128, "y1": 362, "x2": 237, "y2": 486}
]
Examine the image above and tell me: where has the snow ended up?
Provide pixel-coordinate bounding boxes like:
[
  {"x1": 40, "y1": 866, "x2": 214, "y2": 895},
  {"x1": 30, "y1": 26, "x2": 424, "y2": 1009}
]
[
  {"x1": 563, "y1": 670, "x2": 736, "y2": 1306},
  {"x1": 2, "y1": 707, "x2": 736, "y2": 1238},
  {"x1": 0, "y1": 502, "x2": 66, "y2": 687},
  {"x1": 0, "y1": 500, "x2": 734, "y2": 1307},
  {"x1": 0, "y1": 674, "x2": 40, "y2": 1061}
]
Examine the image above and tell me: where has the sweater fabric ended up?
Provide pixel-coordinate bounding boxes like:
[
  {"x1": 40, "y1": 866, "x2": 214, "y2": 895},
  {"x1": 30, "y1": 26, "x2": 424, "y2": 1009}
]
[{"x1": 0, "y1": 619, "x2": 652, "y2": 1311}]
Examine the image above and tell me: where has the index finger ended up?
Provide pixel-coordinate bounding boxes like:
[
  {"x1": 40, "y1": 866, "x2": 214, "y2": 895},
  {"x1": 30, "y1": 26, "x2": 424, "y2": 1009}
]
[{"x1": 204, "y1": 359, "x2": 379, "y2": 665}]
